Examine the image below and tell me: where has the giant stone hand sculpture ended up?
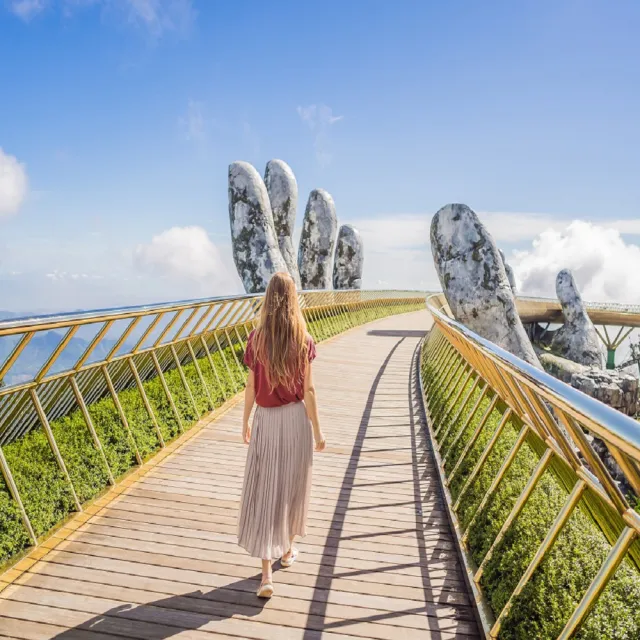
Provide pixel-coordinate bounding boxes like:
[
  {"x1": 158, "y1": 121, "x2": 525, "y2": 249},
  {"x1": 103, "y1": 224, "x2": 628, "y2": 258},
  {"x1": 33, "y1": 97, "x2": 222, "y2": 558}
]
[
  {"x1": 264, "y1": 159, "x2": 301, "y2": 289},
  {"x1": 298, "y1": 189, "x2": 338, "y2": 290},
  {"x1": 333, "y1": 224, "x2": 364, "y2": 289},
  {"x1": 499, "y1": 249, "x2": 518, "y2": 294},
  {"x1": 228, "y1": 161, "x2": 287, "y2": 293},
  {"x1": 229, "y1": 160, "x2": 362, "y2": 293},
  {"x1": 550, "y1": 269, "x2": 606, "y2": 367},
  {"x1": 431, "y1": 203, "x2": 541, "y2": 368}
]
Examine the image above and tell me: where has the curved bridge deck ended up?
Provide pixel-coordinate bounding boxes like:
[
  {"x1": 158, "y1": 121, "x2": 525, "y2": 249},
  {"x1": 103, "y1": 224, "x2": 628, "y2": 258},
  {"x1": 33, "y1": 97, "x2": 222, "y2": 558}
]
[{"x1": 0, "y1": 311, "x2": 479, "y2": 640}]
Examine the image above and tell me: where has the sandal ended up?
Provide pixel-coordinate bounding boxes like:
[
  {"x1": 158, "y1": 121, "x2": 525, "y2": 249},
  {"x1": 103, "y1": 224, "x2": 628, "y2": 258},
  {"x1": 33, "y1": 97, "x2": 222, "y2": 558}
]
[
  {"x1": 281, "y1": 547, "x2": 298, "y2": 568},
  {"x1": 257, "y1": 578, "x2": 274, "y2": 598}
]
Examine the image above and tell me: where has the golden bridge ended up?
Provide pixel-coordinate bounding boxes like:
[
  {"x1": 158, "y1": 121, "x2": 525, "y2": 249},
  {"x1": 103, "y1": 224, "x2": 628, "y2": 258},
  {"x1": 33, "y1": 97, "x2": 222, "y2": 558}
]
[{"x1": 0, "y1": 291, "x2": 639, "y2": 639}]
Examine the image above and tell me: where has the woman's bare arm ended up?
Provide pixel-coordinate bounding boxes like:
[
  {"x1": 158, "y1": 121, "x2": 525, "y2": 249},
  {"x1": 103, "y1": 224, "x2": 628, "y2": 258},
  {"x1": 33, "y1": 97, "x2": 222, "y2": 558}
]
[
  {"x1": 304, "y1": 364, "x2": 325, "y2": 451},
  {"x1": 242, "y1": 370, "x2": 256, "y2": 444}
]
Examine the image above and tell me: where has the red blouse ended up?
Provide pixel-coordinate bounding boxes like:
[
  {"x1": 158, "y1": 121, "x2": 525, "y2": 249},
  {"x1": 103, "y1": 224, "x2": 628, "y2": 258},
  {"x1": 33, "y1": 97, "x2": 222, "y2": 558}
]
[{"x1": 243, "y1": 330, "x2": 317, "y2": 408}]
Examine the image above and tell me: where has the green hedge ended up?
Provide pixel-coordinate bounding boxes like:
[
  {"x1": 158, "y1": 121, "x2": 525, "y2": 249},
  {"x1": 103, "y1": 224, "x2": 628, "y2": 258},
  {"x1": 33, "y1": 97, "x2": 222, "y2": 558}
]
[
  {"x1": 423, "y1": 347, "x2": 640, "y2": 640},
  {"x1": 0, "y1": 342, "x2": 244, "y2": 569},
  {"x1": 0, "y1": 477, "x2": 31, "y2": 565}
]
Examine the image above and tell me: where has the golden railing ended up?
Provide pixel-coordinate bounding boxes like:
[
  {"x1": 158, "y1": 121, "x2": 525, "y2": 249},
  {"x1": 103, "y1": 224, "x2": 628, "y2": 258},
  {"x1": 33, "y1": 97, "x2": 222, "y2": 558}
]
[
  {"x1": 421, "y1": 293, "x2": 640, "y2": 639},
  {"x1": 0, "y1": 289, "x2": 425, "y2": 570}
]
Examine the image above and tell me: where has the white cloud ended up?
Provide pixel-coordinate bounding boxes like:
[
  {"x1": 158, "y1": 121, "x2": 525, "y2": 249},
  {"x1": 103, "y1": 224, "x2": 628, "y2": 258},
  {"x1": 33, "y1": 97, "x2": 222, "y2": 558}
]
[
  {"x1": 511, "y1": 221, "x2": 640, "y2": 303},
  {"x1": 6, "y1": 0, "x2": 195, "y2": 38},
  {"x1": 7, "y1": 0, "x2": 47, "y2": 20},
  {"x1": 117, "y1": 0, "x2": 195, "y2": 39},
  {"x1": 333, "y1": 211, "x2": 640, "y2": 296},
  {"x1": 1, "y1": 227, "x2": 243, "y2": 312},
  {"x1": 133, "y1": 226, "x2": 231, "y2": 284},
  {"x1": 178, "y1": 100, "x2": 206, "y2": 143},
  {"x1": 334, "y1": 215, "x2": 435, "y2": 292},
  {"x1": 476, "y1": 211, "x2": 640, "y2": 243},
  {"x1": 0, "y1": 148, "x2": 28, "y2": 218},
  {"x1": 297, "y1": 104, "x2": 343, "y2": 128},
  {"x1": 296, "y1": 104, "x2": 343, "y2": 167}
]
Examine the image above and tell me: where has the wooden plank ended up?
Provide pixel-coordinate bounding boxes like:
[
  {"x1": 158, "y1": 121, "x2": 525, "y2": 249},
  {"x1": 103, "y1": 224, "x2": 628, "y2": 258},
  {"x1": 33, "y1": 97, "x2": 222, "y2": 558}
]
[{"x1": 0, "y1": 311, "x2": 480, "y2": 639}]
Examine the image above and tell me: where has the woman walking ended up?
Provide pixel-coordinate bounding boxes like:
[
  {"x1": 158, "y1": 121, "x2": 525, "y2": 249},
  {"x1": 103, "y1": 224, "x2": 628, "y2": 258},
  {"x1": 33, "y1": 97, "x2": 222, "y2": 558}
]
[{"x1": 238, "y1": 272, "x2": 326, "y2": 598}]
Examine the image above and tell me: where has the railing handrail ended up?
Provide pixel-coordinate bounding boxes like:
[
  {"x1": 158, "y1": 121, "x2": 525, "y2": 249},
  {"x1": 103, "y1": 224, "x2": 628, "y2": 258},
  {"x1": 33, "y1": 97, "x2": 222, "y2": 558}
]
[
  {"x1": 515, "y1": 294, "x2": 640, "y2": 315},
  {"x1": 0, "y1": 289, "x2": 428, "y2": 335},
  {"x1": 426, "y1": 294, "x2": 640, "y2": 461}
]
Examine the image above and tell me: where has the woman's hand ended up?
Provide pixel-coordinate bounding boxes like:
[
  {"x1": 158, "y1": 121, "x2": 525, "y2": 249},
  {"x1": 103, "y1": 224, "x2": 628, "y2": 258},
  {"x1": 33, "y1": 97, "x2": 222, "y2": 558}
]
[
  {"x1": 243, "y1": 422, "x2": 251, "y2": 444},
  {"x1": 314, "y1": 431, "x2": 326, "y2": 452}
]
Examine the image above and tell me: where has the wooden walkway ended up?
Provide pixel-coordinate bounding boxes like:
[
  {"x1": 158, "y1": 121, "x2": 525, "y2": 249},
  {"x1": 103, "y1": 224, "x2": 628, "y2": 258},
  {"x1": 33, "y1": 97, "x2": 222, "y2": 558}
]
[{"x1": 0, "y1": 310, "x2": 479, "y2": 640}]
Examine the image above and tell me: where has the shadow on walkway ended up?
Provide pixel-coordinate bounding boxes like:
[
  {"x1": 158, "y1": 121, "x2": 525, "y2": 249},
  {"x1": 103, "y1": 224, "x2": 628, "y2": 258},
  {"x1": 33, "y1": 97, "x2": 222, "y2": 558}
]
[
  {"x1": 49, "y1": 328, "x2": 476, "y2": 639},
  {"x1": 302, "y1": 335, "x2": 477, "y2": 639},
  {"x1": 51, "y1": 576, "x2": 268, "y2": 639},
  {"x1": 367, "y1": 329, "x2": 427, "y2": 338}
]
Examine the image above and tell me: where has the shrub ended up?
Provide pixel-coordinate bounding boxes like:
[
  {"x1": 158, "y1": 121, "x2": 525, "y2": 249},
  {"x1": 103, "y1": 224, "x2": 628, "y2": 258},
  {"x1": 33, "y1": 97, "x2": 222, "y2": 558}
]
[
  {"x1": 3, "y1": 426, "x2": 76, "y2": 538},
  {"x1": 0, "y1": 478, "x2": 31, "y2": 567},
  {"x1": 51, "y1": 411, "x2": 111, "y2": 503},
  {"x1": 423, "y1": 341, "x2": 640, "y2": 639}
]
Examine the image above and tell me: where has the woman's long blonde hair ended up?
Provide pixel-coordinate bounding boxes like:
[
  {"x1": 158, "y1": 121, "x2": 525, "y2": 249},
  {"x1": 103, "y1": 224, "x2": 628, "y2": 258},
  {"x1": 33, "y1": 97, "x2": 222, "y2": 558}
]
[{"x1": 252, "y1": 272, "x2": 309, "y2": 392}]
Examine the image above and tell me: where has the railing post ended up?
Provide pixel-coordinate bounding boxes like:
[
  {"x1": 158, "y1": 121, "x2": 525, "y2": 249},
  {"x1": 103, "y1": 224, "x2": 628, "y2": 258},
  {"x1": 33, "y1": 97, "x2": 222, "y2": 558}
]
[
  {"x1": 170, "y1": 344, "x2": 200, "y2": 417},
  {"x1": 453, "y1": 408, "x2": 512, "y2": 511},
  {"x1": 558, "y1": 527, "x2": 638, "y2": 639},
  {"x1": 128, "y1": 358, "x2": 165, "y2": 448},
  {"x1": 30, "y1": 388, "x2": 82, "y2": 512},
  {"x1": 185, "y1": 340, "x2": 215, "y2": 410},
  {"x1": 199, "y1": 335, "x2": 227, "y2": 401},
  {"x1": 448, "y1": 395, "x2": 499, "y2": 483},
  {"x1": 490, "y1": 478, "x2": 587, "y2": 637},
  {"x1": 474, "y1": 448, "x2": 554, "y2": 581},
  {"x1": 212, "y1": 330, "x2": 239, "y2": 394},
  {"x1": 101, "y1": 365, "x2": 143, "y2": 465},
  {"x1": 69, "y1": 376, "x2": 115, "y2": 486},
  {"x1": 0, "y1": 445, "x2": 37, "y2": 544},
  {"x1": 150, "y1": 351, "x2": 184, "y2": 433},
  {"x1": 462, "y1": 424, "x2": 529, "y2": 543}
]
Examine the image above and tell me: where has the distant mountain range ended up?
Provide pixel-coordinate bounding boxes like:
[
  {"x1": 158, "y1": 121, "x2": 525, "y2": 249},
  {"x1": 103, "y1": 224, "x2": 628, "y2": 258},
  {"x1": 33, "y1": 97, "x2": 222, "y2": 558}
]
[{"x1": 0, "y1": 323, "x2": 129, "y2": 386}]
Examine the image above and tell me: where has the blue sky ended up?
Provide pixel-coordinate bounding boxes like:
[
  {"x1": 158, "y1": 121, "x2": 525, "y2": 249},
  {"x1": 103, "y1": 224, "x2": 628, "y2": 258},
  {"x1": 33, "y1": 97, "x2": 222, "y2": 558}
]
[{"x1": 1, "y1": 0, "x2": 640, "y2": 312}]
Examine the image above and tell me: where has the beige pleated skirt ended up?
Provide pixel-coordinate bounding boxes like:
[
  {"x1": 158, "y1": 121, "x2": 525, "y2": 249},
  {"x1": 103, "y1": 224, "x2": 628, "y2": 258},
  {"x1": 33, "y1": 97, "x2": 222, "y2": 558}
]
[{"x1": 237, "y1": 401, "x2": 314, "y2": 559}]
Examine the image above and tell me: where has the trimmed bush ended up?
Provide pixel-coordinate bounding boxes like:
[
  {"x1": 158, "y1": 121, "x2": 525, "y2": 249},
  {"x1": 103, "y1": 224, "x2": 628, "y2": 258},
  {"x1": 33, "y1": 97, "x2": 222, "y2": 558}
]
[
  {"x1": 51, "y1": 412, "x2": 111, "y2": 503},
  {"x1": 88, "y1": 396, "x2": 137, "y2": 478},
  {"x1": 119, "y1": 387, "x2": 162, "y2": 459},
  {"x1": 0, "y1": 477, "x2": 31, "y2": 567},
  {"x1": 2, "y1": 426, "x2": 76, "y2": 539}
]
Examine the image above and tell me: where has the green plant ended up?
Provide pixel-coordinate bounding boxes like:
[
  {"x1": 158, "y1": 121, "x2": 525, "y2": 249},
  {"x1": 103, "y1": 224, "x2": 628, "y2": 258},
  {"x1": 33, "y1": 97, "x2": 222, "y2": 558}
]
[
  {"x1": 118, "y1": 387, "x2": 161, "y2": 459},
  {"x1": 88, "y1": 396, "x2": 137, "y2": 478},
  {"x1": 422, "y1": 343, "x2": 640, "y2": 640},
  {"x1": 2, "y1": 426, "x2": 75, "y2": 538},
  {"x1": 51, "y1": 411, "x2": 111, "y2": 503},
  {"x1": 0, "y1": 478, "x2": 31, "y2": 567}
]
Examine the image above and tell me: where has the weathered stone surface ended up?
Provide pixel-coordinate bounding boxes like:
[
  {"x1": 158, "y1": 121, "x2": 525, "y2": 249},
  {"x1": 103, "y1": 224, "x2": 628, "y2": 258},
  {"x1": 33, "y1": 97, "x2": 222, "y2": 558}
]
[
  {"x1": 499, "y1": 249, "x2": 517, "y2": 294},
  {"x1": 298, "y1": 189, "x2": 337, "y2": 290},
  {"x1": 264, "y1": 159, "x2": 301, "y2": 289},
  {"x1": 537, "y1": 350, "x2": 586, "y2": 383},
  {"x1": 571, "y1": 368, "x2": 638, "y2": 416},
  {"x1": 228, "y1": 161, "x2": 287, "y2": 293},
  {"x1": 430, "y1": 203, "x2": 541, "y2": 368},
  {"x1": 333, "y1": 224, "x2": 363, "y2": 290},
  {"x1": 539, "y1": 349, "x2": 638, "y2": 492},
  {"x1": 550, "y1": 269, "x2": 606, "y2": 368}
]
